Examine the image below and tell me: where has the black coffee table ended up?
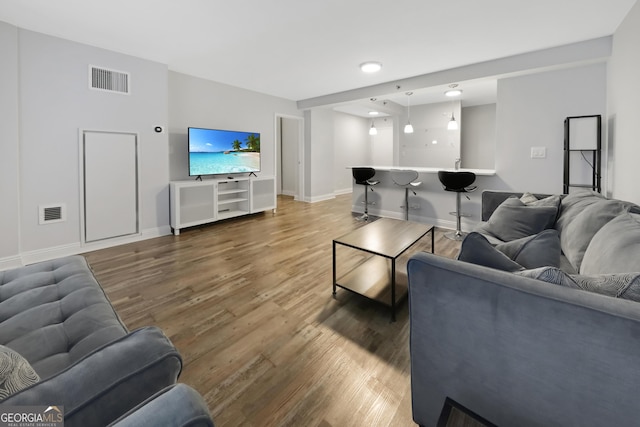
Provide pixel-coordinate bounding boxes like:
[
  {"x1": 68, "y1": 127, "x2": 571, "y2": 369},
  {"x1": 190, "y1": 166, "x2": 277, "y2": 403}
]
[{"x1": 332, "y1": 218, "x2": 434, "y2": 321}]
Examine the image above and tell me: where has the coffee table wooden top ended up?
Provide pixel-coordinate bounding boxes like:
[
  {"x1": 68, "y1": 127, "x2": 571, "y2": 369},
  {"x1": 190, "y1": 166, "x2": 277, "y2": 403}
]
[{"x1": 333, "y1": 218, "x2": 434, "y2": 259}]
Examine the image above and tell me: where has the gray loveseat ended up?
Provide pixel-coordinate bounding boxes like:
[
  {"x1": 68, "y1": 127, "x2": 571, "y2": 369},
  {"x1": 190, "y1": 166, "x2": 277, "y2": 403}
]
[
  {"x1": 407, "y1": 190, "x2": 640, "y2": 426},
  {"x1": 0, "y1": 255, "x2": 213, "y2": 426}
]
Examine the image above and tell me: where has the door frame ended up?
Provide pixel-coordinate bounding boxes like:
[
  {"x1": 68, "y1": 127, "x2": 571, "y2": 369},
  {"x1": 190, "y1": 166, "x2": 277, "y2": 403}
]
[
  {"x1": 78, "y1": 129, "x2": 141, "y2": 245},
  {"x1": 275, "y1": 114, "x2": 304, "y2": 201}
]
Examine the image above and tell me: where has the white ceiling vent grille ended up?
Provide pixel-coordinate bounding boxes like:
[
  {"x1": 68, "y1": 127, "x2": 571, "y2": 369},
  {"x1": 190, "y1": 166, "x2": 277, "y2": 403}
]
[
  {"x1": 39, "y1": 204, "x2": 67, "y2": 225},
  {"x1": 89, "y1": 65, "x2": 130, "y2": 94}
]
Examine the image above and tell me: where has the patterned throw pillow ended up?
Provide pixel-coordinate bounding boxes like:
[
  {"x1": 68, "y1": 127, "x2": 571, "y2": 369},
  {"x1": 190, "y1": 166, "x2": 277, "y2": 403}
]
[
  {"x1": 515, "y1": 268, "x2": 640, "y2": 302},
  {"x1": 514, "y1": 267, "x2": 581, "y2": 289},
  {"x1": 0, "y1": 345, "x2": 40, "y2": 399},
  {"x1": 571, "y1": 273, "x2": 640, "y2": 301}
]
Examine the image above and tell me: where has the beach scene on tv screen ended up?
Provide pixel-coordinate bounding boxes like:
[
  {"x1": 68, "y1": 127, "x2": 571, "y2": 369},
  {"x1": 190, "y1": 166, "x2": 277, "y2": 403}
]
[{"x1": 189, "y1": 128, "x2": 260, "y2": 175}]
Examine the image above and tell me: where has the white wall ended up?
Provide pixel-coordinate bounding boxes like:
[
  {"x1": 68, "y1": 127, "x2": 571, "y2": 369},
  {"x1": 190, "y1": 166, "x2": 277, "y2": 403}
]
[
  {"x1": 333, "y1": 112, "x2": 369, "y2": 194},
  {"x1": 398, "y1": 101, "x2": 461, "y2": 168},
  {"x1": 495, "y1": 63, "x2": 607, "y2": 194},
  {"x1": 370, "y1": 118, "x2": 394, "y2": 165},
  {"x1": 608, "y1": 0, "x2": 640, "y2": 205},
  {"x1": 168, "y1": 71, "x2": 301, "y2": 181},
  {"x1": 0, "y1": 22, "x2": 20, "y2": 267},
  {"x1": 14, "y1": 28, "x2": 171, "y2": 263},
  {"x1": 461, "y1": 104, "x2": 496, "y2": 169},
  {"x1": 305, "y1": 108, "x2": 335, "y2": 202}
]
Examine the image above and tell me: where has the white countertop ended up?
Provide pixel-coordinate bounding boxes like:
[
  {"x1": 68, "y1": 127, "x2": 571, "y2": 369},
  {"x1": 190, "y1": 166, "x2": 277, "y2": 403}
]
[{"x1": 349, "y1": 166, "x2": 496, "y2": 176}]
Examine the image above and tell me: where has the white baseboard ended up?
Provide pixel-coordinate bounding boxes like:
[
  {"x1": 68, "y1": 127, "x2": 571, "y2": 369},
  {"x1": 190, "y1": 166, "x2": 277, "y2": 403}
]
[
  {"x1": 334, "y1": 188, "x2": 352, "y2": 196},
  {"x1": 8, "y1": 226, "x2": 173, "y2": 269},
  {"x1": 305, "y1": 194, "x2": 336, "y2": 203},
  {"x1": 0, "y1": 255, "x2": 24, "y2": 271}
]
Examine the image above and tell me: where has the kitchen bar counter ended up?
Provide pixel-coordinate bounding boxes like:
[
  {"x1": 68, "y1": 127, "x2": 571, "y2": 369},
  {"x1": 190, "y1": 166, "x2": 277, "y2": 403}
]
[
  {"x1": 349, "y1": 165, "x2": 496, "y2": 176},
  {"x1": 349, "y1": 166, "x2": 497, "y2": 231}
]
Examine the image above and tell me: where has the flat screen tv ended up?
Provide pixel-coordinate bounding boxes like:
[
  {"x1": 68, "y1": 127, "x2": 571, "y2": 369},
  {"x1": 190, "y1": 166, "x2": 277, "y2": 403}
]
[{"x1": 188, "y1": 127, "x2": 261, "y2": 176}]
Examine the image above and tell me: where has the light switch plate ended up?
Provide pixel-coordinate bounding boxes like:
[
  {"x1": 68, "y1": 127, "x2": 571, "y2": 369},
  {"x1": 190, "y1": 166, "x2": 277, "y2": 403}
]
[{"x1": 531, "y1": 146, "x2": 546, "y2": 159}]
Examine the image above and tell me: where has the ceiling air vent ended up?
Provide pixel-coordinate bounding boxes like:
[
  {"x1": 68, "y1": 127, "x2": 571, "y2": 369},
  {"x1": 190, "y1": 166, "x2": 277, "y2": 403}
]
[
  {"x1": 39, "y1": 204, "x2": 67, "y2": 225},
  {"x1": 89, "y1": 65, "x2": 130, "y2": 94}
]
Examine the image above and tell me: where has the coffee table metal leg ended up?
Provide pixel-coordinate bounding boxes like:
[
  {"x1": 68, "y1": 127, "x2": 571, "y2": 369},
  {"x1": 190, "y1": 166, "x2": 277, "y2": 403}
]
[
  {"x1": 431, "y1": 227, "x2": 435, "y2": 253},
  {"x1": 391, "y1": 258, "x2": 396, "y2": 322},
  {"x1": 332, "y1": 240, "x2": 337, "y2": 298}
]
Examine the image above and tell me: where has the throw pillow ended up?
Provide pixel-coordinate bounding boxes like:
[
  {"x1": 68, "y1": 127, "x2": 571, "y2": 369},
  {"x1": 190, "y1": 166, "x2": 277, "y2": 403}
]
[
  {"x1": 554, "y1": 191, "x2": 605, "y2": 235},
  {"x1": 457, "y1": 232, "x2": 524, "y2": 272},
  {"x1": 514, "y1": 267, "x2": 581, "y2": 289},
  {"x1": 581, "y1": 212, "x2": 640, "y2": 275},
  {"x1": 0, "y1": 345, "x2": 40, "y2": 399},
  {"x1": 570, "y1": 272, "x2": 640, "y2": 301},
  {"x1": 520, "y1": 193, "x2": 561, "y2": 208},
  {"x1": 496, "y1": 229, "x2": 561, "y2": 269},
  {"x1": 520, "y1": 192, "x2": 538, "y2": 205},
  {"x1": 483, "y1": 197, "x2": 559, "y2": 242},
  {"x1": 559, "y1": 199, "x2": 630, "y2": 271}
]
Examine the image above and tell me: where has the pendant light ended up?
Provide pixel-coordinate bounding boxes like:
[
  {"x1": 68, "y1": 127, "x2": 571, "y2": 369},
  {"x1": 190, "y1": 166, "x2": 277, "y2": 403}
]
[
  {"x1": 446, "y1": 84, "x2": 460, "y2": 131},
  {"x1": 369, "y1": 120, "x2": 378, "y2": 135},
  {"x1": 404, "y1": 92, "x2": 414, "y2": 134},
  {"x1": 447, "y1": 113, "x2": 458, "y2": 130}
]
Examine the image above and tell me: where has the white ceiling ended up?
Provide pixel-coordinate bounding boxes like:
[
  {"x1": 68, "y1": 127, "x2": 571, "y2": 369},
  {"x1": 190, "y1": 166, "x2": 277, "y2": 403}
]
[{"x1": 0, "y1": 0, "x2": 636, "y2": 103}]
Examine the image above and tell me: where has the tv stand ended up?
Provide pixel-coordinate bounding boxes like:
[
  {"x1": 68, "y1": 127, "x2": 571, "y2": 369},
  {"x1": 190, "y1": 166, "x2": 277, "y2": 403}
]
[
  {"x1": 195, "y1": 175, "x2": 202, "y2": 181},
  {"x1": 169, "y1": 176, "x2": 276, "y2": 235},
  {"x1": 249, "y1": 171, "x2": 257, "y2": 177}
]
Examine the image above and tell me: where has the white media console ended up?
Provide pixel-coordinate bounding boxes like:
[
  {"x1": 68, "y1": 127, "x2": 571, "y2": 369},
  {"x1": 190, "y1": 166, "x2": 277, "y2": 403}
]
[{"x1": 169, "y1": 176, "x2": 276, "y2": 235}]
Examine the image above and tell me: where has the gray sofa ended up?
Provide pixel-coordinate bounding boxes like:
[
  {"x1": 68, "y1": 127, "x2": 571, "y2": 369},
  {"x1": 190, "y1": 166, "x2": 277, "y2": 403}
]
[
  {"x1": 0, "y1": 255, "x2": 213, "y2": 426},
  {"x1": 407, "y1": 190, "x2": 640, "y2": 427}
]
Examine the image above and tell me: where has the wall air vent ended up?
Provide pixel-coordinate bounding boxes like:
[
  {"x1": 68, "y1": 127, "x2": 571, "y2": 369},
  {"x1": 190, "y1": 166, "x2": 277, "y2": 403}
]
[
  {"x1": 89, "y1": 65, "x2": 130, "y2": 94},
  {"x1": 39, "y1": 204, "x2": 67, "y2": 225}
]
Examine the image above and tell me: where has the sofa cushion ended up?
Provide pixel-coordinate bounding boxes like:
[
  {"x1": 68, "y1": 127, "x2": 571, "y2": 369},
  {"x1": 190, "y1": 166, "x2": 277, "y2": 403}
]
[
  {"x1": 496, "y1": 229, "x2": 561, "y2": 269},
  {"x1": 2, "y1": 327, "x2": 182, "y2": 427},
  {"x1": 559, "y1": 199, "x2": 630, "y2": 271},
  {"x1": 0, "y1": 345, "x2": 40, "y2": 399},
  {"x1": 554, "y1": 191, "x2": 606, "y2": 236},
  {"x1": 457, "y1": 232, "x2": 524, "y2": 272},
  {"x1": 482, "y1": 197, "x2": 559, "y2": 242},
  {"x1": 0, "y1": 256, "x2": 128, "y2": 379},
  {"x1": 581, "y1": 212, "x2": 640, "y2": 274}
]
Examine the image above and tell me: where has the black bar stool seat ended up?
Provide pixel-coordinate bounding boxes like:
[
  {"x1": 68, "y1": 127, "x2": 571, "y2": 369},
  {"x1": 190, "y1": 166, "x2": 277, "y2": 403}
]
[
  {"x1": 438, "y1": 171, "x2": 477, "y2": 240},
  {"x1": 352, "y1": 167, "x2": 379, "y2": 221}
]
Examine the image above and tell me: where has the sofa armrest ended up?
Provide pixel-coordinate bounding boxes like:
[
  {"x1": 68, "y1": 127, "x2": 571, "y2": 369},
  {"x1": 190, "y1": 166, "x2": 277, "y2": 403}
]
[
  {"x1": 109, "y1": 384, "x2": 214, "y2": 427},
  {"x1": 407, "y1": 252, "x2": 640, "y2": 427},
  {"x1": 2, "y1": 326, "x2": 182, "y2": 427}
]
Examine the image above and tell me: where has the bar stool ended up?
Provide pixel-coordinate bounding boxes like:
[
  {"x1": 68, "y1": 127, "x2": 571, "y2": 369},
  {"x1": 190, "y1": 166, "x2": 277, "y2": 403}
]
[
  {"x1": 352, "y1": 167, "x2": 379, "y2": 221},
  {"x1": 390, "y1": 169, "x2": 421, "y2": 220},
  {"x1": 438, "y1": 171, "x2": 477, "y2": 240}
]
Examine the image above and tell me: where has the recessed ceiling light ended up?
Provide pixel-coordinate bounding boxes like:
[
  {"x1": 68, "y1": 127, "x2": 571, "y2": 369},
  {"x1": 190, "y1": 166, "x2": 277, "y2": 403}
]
[
  {"x1": 360, "y1": 62, "x2": 382, "y2": 73},
  {"x1": 445, "y1": 83, "x2": 462, "y2": 97},
  {"x1": 369, "y1": 111, "x2": 379, "y2": 116}
]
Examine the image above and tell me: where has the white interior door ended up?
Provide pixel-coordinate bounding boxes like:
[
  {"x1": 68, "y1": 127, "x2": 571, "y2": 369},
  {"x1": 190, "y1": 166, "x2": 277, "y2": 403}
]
[{"x1": 83, "y1": 131, "x2": 139, "y2": 242}]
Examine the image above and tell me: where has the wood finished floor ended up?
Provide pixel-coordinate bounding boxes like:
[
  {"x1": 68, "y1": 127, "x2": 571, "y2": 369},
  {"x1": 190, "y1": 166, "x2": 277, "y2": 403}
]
[{"x1": 84, "y1": 194, "x2": 461, "y2": 427}]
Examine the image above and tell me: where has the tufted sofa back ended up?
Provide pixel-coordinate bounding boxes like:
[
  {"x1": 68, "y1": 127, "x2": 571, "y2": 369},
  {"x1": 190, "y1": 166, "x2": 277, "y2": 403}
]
[{"x1": 0, "y1": 256, "x2": 128, "y2": 379}]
